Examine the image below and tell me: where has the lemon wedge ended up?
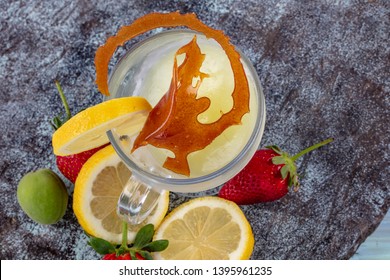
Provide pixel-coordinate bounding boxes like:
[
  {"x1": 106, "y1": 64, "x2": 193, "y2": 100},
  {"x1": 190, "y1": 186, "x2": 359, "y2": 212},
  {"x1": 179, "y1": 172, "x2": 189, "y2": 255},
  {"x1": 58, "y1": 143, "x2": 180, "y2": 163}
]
[
  {"x1": 73, "y1": 145, "x2": 169, "y2": 244},
  {"x1": 153, "y1": 196, "x2": 254, "y2": 260},
  {"x1": 52, "y1": 97, "x2": 151, "y2": 156}
]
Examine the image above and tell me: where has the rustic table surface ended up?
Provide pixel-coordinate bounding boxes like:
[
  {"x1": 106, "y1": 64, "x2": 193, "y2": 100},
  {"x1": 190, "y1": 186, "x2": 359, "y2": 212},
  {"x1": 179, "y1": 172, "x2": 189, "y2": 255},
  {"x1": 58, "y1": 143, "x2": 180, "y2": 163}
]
[{"x1": 1, "y1": 0, "x2": 389, "y2": 260}]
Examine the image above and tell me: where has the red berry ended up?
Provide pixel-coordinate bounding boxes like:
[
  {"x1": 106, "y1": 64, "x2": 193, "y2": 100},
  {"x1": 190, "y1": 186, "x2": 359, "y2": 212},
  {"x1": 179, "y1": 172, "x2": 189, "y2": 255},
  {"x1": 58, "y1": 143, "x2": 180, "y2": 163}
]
[
  {"x1": 51, "y1": 82, "x2": 108, "y2": 184},
  {"x1": 118, "y1": 253, "x2": 131, "y2": 260},
  {"x1": 135, "y1": 252, "x2": 145, "y2": 260},
  {"x1": 102, "y1": 252, "x2": 145, "y2": 260},
  {"x1": 56, "y1": 144, "x2": 107, "y2": 183},
  {"x1": 219, "y1": 149, "x2": 288, "y2": 204},
  {"x1": 219, "y1": 139, "x2": 333, "y2": 205},
  {"x1": 102, "y1": 253, "x2": 117, "y2": 260}
]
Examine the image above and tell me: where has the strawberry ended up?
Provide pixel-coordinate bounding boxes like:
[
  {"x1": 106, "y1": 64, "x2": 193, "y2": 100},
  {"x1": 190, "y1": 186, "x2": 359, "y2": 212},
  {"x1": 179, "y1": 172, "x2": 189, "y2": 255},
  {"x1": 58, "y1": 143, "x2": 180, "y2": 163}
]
[
  {"x1": 102, "y1": 252, "x2": 145, "y2": 260},
  {"x1": 55, "y1": 145, "x2": 107, "y2": 183},
  {"x1": 102, "y1": 253, "x2": 120, "y2": 260},
  {"x1": 88, "y1": 223, "x2": 168, "y2": 260},
  {"x1": 218, "y1": 138, "x2": 333, "y2": 205},
  {"x1": 50, "y1": 81, "x2": 106, "y2": 183}
]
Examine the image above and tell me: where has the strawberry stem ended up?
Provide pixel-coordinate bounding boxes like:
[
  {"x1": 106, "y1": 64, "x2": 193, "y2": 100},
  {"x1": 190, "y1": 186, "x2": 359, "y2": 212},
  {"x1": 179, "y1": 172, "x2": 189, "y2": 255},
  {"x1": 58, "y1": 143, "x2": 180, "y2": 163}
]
[
  {"x1": 55, "y1": 80, "x2": 71, "y2": 120},
  {"x1": 121, "y1": 221, "x2": 128, "y2": 249},
  {"x1": 291, "y1": 138, "x2": 333, "y2": 161}
]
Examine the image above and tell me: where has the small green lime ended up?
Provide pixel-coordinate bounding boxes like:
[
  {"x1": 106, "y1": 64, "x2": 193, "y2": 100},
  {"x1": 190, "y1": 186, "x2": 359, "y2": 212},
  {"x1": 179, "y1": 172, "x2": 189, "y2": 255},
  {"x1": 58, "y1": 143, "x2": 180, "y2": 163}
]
[{"x1": 17, "y1": 169, "x2": 68, "y2": 224}]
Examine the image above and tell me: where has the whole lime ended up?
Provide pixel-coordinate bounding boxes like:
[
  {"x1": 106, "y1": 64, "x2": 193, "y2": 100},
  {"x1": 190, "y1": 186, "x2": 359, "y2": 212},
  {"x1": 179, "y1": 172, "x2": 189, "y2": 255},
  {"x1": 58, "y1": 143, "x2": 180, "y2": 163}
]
[{"x1": 17, "y1": 169, "x2": 68, "y2": 224}]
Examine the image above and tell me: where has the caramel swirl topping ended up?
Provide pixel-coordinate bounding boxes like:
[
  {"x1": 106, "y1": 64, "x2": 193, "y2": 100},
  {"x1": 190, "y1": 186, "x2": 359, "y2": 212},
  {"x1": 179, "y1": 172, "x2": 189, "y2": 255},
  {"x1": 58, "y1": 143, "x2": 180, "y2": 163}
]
[{"x1": 95, "y1": 12, "x2": 250, "y2": 176}]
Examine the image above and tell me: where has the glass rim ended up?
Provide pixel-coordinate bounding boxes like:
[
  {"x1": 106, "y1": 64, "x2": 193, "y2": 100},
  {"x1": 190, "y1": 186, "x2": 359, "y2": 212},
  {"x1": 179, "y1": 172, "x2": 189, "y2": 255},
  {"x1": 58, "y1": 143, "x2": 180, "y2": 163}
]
[{"x1": 107, "y1": 29, "x2": 266, "y2": 188}]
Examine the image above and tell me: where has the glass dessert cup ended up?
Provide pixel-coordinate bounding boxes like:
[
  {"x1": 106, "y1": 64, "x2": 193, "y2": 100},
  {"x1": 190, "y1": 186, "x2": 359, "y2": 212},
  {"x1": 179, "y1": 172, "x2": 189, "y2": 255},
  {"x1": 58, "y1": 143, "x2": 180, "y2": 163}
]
[{"x1": 106, "y1": 30, "x2": 266, "y2": 224}]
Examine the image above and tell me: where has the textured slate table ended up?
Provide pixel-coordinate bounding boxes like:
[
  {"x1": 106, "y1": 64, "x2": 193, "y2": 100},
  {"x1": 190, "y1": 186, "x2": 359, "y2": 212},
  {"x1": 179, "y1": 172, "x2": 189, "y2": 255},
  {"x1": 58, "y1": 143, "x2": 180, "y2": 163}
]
[{"x1": 1, "y1": 0, "x2": 389, "y2": 260}]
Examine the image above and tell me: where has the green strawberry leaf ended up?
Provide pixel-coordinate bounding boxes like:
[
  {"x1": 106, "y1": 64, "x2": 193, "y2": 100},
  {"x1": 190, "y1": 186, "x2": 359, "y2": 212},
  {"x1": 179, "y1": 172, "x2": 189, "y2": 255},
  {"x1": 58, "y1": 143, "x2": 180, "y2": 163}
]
[
  {"x1": 266, "y1": 145, "x2": 282, "y2": 154},
  {"x1": 88, "y1": 236, "x2": 116, "y2": 255},
  {"x1": 138, "y1": 250, "x2": 153, "y2": 260},
  {"x1": 280, "y1": 165, "x2": 289, "y2": 179},
  {"x1": 133, "y1": 224, "x2": 154, "y2": 249},
  {"x1": 50, "y1": 116, "x2": 63, "y2": 130},
  {"x1": 129, "y1": 250, "x2": 137, "y2": 260},
  {"x1": 142, "y1": 239, "x2": 169, "y2": 252},
  {"x1": 272, "y1": 156, "x2": 285, "y2": 165},
  {"x1": 116, "y1": 246, "x2": 127, "y2": 256}
]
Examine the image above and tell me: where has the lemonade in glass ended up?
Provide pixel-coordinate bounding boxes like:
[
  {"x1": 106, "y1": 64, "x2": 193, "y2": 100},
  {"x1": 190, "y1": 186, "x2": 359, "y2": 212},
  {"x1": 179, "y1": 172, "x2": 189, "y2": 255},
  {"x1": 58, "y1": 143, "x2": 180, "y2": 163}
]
[{"x1": 104, "y1": 29, "x2": 265, "y2": 224}]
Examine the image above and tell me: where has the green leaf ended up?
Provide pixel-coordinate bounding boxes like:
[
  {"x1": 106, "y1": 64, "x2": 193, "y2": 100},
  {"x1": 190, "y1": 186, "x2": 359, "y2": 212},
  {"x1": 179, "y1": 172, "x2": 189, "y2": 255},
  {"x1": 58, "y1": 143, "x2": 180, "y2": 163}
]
[
  {"x1": 280, "y1": 165, "x2": 289, "y2": 179},
  {"x1": 272, "y1": 156, "x2": 285, "y2": 165},
  {"x1": 288, "y1": 175, "x2": 293, "y2": 187},
  {"x1": 266, "y1": 145, "x2": 282, "y2": 154},
  {"x1": 138, "y1": 250, "x2": 153, "y2": 260},
  {"x1": 116, "y1": 246, "x2": 127, "y2": 255},
  {"x1": 142, "y1": 240, "x2": 169, "y2": 252},
  {"x1": 51, "y1": 116, "x2": 63, "y2": 130},
  {"x1": 292, "y1": 175, "x2": 299, "y2": 187},
  {"x1": 129, "y1": 250, "x2": 137, "y2": 260},
  {"x1": 133, "y1": 224, "x2": 154, "y2": 249},
  {"x1": 88, "y1": 237, "x2": 116, "y2": 255}
]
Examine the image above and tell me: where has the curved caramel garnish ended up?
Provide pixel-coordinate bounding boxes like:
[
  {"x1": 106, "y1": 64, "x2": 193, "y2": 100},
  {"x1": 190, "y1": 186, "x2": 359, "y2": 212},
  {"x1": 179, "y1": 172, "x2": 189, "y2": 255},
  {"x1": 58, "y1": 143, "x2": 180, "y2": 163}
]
[{"x1": 95, "y1": 12, "x2": 250, "y2": 176}]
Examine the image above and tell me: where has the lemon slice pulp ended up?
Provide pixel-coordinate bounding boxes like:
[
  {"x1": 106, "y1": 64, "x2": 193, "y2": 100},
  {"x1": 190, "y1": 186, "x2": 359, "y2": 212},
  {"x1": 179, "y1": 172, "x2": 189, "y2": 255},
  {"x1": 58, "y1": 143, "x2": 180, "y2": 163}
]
[
  {"x1": 153, "y1": 196, "x2": 254, "y2": 260},
  {"x1": 52, "y1": 97, "x2": 151, "y2": 156},
  {"x1": 73, "y1": 145, "x2": 169, "y2": 244}
]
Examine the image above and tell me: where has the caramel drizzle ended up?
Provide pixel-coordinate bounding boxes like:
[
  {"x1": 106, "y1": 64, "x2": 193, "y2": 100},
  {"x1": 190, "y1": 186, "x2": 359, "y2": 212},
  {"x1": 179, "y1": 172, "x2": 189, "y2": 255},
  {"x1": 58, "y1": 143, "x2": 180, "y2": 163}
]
[{"x1": 95, "y1": 12, "x2": 250, "y2": 176}]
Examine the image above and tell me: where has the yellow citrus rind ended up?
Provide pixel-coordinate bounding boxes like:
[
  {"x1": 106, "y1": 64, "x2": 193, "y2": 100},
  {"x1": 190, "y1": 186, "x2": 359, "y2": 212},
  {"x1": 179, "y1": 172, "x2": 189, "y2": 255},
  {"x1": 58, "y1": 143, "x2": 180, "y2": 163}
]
[
  {"x1": 153, "y1": 196, "x2": 254, "y2": 260},
  {"x1": 52, "y1": 97, "x2": 151, "y2": 156},
  {"x1": 73, "y1": 145, "x2": 169, "y2": 244}
]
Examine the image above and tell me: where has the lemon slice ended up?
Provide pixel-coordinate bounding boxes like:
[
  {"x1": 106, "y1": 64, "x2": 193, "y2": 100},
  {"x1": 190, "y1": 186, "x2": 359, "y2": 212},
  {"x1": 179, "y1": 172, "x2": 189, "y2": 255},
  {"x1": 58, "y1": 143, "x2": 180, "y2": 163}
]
[
  {"x1": 153, "y1": 196, "x2": 254, "y2": 260},
  {"x1": 52, "y1": 97, "x2": 152, "y2": 156},
  {"x1": 73, "y1": 145, "x2": 169, "y2": 244}
]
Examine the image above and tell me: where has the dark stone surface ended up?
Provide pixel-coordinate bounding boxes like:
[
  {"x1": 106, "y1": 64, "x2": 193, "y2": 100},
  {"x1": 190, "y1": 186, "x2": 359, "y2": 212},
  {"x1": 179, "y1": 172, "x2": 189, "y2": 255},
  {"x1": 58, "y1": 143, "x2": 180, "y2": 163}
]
[{"x1": 0, "y1": 0, "x2": 389, "y2": 259}]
